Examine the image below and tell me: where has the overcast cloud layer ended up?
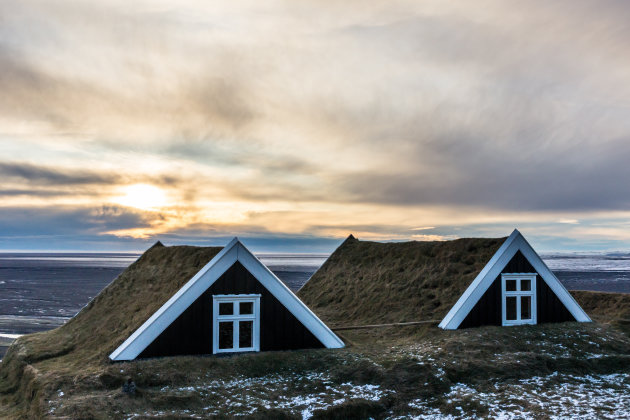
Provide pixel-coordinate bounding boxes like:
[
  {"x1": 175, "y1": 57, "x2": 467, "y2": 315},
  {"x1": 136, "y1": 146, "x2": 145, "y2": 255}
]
[{"x1": 1, "y1": 0, "x2": 630, "y2": 251}]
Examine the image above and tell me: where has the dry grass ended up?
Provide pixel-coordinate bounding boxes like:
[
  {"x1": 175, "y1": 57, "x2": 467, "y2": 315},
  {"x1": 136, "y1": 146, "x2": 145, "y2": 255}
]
[
  {"x1": 298, "y1": 235, "x2": 504, "y2": 326},
  {"x1": 572, "y1": 290, "x2": 630, "y2": 335},
  {"x1": 3, "y1": 322, "x2": 628, "y2": 419},
  {"x1": 572, "y1": 290, "x2": 630, "y2": 320}
]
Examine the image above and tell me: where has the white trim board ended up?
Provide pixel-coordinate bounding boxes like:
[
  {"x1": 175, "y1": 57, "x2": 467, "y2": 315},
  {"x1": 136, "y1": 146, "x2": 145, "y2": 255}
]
[
  {"x1": 212, "y1": 294, "x2": 261, "y2": 354},
  {"x1": 501, "y1": 273, "x2": 537, "y2": 326},
  {"x1": 110, "y1": 238, "x2": 344, "y2": 361},
  {"x1": 438, "y1": 229, "x2": 591, "y2": 330}
]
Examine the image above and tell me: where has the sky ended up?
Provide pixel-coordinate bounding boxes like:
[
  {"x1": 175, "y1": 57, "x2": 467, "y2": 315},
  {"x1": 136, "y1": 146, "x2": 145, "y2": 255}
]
[{"x1": 1, "y1": 0, "x2": 630, "y2": 253}]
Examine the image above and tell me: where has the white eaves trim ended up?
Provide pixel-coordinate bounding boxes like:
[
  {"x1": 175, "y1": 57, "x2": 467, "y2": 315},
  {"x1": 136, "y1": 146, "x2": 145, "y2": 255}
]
[
  {"x1": 110, "y1": 238, "x2": 344, "y2": 361},
  {"x1": 439, "y1": 229, "x2": 591, "y2": 330}
]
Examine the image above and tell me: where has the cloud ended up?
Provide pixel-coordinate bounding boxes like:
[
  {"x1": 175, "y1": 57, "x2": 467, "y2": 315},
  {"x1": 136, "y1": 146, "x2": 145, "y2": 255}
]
[
  {"x1": 411, "y1": 234, "x2": 453, "y2": 241},
  {"x1": 327, "y1": 134, "x2": 630, "y2": 211},
  {"x1": 1, "y1": 0, "x2": 630, "y2": 250},
  {"x1": 0, "y1": 205, "x2": 151, "y2": 237},
  {"x1": 0, "y1": 162, "x2": 119, "y2": 186},
  {"x1": 0, "y1": 189, "x2": 74, "y2": 198},
  {"x1": 557, "y1": 219, "x2": 579, "y2": 225}
]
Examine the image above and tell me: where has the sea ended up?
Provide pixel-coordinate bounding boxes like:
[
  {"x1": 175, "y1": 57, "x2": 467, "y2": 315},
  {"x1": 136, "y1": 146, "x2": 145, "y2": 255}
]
[{"x1": 0, "y1": 251, "x2": 629, "y2": 358}]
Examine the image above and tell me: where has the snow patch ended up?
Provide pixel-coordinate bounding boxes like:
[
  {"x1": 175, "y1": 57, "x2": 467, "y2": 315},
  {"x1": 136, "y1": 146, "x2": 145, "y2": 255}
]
[
  {"x1": 433, "y1": 373, "x2": 630, "y2": 419},
  {"x1": 146, "y1": 371, "x2": 390, "y2": 419}
]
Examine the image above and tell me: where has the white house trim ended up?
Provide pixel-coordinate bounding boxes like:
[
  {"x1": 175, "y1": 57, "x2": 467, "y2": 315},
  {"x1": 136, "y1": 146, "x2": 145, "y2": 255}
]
[
  {"x1": 501, "y1": 273, "x2": 537, "y2": 326},
  {"x1": 438, "y1": 229, "x2": 591, "y2": 330},
  {"x1": 212, "y1": 294, "x2": 261, "y2": 354},
  {"x1": 110, "y1": 238, "x2": 344, "y2": 361}
]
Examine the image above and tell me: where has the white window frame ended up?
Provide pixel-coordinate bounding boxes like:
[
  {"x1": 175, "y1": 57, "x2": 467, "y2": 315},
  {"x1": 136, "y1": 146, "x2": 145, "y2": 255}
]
[
  {"x1": 501, "y1": 273, "x2": 537, "y2": 326},
  {"x1": 212, "y1": 294, "x2": 260, "y2": 354}
]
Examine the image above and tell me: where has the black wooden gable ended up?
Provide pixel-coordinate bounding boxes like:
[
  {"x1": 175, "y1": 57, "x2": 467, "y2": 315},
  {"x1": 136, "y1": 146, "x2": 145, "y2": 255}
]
[
  {"x1": 139, "y1": 261, "x2": 324, "y2": 358},
  {"x1": 459, "y1": 250, "x2": 575, "y2": 329}
]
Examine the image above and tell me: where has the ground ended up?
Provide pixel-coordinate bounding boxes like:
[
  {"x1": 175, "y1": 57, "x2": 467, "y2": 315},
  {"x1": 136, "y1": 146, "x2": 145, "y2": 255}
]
[
  {"x1": 2, "y1": 321, "x2": 629, "y2": 419},
  {"x1": 1, "y1": 240, "x2": 629, "y2": 418}
]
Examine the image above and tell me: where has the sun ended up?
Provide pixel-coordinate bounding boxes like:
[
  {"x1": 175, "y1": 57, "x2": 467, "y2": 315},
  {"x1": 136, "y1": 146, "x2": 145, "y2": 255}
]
[{"x1": 113, "y1": 184, "x2": 169, "y2": 211}]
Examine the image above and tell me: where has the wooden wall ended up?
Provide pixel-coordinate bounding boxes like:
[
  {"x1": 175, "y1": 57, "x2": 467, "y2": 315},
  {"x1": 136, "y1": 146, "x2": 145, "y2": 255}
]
[
  {"x1": 459, "y1": 251, "x2": 575, "y2": 328},
  {"x1": 139, "y1": 262, "x2": 324, "y2": 358}
]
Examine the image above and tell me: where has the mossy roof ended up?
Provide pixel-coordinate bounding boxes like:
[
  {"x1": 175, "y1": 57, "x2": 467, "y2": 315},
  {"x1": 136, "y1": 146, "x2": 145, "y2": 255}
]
[
  {"x1": 11, "y1": 243, "x2": 222, "y2": 368},
  {"x1": 297, "y1": 235, "x2": 506, "y2": 326}
]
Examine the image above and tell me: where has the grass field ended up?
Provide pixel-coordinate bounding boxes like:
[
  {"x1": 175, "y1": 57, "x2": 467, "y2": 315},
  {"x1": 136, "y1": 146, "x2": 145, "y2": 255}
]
[{"x1": 2, "y1": 320, "x2": 629, "y2": 419}]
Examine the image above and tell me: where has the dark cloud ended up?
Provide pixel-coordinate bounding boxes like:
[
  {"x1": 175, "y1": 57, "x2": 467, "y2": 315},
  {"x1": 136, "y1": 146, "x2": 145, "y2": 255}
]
[
  {"x1": 0, "y1": 206, "x2": 341, "y2": 252},
  {"x1": 331, "y1": 135, "x2": 630, "y2": 211},
  {"x1": 0, "y1": 162, "x2": 119, "y2": 186},
  {"x1": 0, "y1": 161, "x2": 185, "y2": 190},
  {"x1": 0, "y1": 205, "x2": 151, "y2": 237},
  {"x1": 0, "y1": 189, "x2": 74, "y2": 197}
]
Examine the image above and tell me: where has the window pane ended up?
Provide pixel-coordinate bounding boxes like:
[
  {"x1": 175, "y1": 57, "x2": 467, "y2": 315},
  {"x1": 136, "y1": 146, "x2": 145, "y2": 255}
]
[
  {"x1": 506, "y1": 297, "x2": 517, "y2": 320},
  {"x1": 239, "y1": 321, "x2": 253, "y2": 348},
  {"x1": 218, "y1": 322, "x2": 233, "y2": 349},
  {"x1": 219, "y1": 302, "x2": 233, "y2": 315},
  {"x1": 239, "y1": 302, "x2": 253, "y2": 315},
  {"x1": 506, "y1": 280, "x2": 517, "y2": 292},
  {"x1": 521, "y1": 279, "x2": 531, "y2": 291},
  {"x1": 521, "y1": 296, "x2": 531, "y2": 320}
]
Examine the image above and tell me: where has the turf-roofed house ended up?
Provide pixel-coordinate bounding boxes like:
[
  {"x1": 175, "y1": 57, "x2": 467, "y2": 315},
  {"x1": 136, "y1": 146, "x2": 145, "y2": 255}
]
[
  {"x1": 110, "y1": 238, "x2": 344, "y2": 361},
  {"x1": 298, "y1": 230, "x2": 592, "y2": 333},
  {"x1": 439, "y1": 229, "x2": 591, "y2": 329}
]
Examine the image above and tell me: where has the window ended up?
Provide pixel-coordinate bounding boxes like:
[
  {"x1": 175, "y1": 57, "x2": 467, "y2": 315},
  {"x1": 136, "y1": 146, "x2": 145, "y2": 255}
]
[
  {"x1": 212, "y1": 294, "x2": 260, "y2": 354},
  {"x1": 501, "y1": 274, "x2": 536, "y2": 326}
]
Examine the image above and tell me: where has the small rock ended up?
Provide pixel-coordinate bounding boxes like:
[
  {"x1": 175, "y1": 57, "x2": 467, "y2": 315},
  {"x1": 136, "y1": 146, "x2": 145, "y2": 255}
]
[{"x1": 122, "y1": 378, "x2": 136, "y2": 396}]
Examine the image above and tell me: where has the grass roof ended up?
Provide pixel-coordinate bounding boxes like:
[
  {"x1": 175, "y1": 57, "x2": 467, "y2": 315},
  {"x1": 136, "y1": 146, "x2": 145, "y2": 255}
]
[
  {"x1": 298, "y1": 235, "x2": 505, "y2": 326},
  {"x1": 3, "y1": 243, "x2": 222, "y2": 371},
  {"x1": 298, "y1": 235, "x2": 630, "y2": 328}
]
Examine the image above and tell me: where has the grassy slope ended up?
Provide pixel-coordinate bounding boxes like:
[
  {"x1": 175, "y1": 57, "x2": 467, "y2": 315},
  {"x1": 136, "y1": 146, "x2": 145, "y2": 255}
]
[
  {"x1": 298, "y1": 235, "x2": 505, "y2": 326},
  {"x1": 0, "y1": 237, "x2": 629, "y2": 418},
  {"x1": 572, "y1": 290, "x2": 630, "y2": 320},
  {"x1": 7, "y1": 322, "x2": 627, "y2": 419}
]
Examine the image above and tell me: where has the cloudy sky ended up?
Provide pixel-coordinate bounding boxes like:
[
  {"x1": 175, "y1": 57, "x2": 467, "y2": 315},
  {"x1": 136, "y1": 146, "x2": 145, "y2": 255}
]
[{"x1": 1, "y1": 0, "x2": 630, "y2": 252}]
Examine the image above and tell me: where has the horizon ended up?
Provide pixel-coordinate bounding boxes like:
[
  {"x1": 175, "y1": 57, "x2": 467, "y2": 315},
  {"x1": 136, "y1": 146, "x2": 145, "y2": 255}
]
[
  {"x1": 3, "y1": 235, "x2": 630, "y2": 255},
  {"x1": 2, "y1": 1, "x2": 630, "y2": 252}
]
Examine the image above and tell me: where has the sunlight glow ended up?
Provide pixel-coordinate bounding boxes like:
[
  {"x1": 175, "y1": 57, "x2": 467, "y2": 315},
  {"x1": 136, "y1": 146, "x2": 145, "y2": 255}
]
[{"x1": 112, "y1": 184, "x2": 169, "y2": 210}]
